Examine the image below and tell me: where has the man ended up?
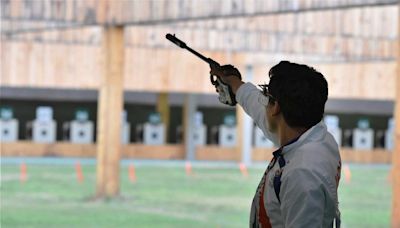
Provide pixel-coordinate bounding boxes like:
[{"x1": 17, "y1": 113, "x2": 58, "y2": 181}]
[{"x1": 211, "y1": 61, "x2": 342, "y2": 228}]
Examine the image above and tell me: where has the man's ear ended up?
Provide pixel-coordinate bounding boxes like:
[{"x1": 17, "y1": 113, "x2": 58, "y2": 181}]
[{"x1": 270, "y1": 102, "x2": 280, "y2": 116}]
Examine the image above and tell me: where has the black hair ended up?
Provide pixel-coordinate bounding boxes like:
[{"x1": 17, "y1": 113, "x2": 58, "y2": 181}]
[{"x1": 268, "y1": 61, "x2": 328, "y2": 129}]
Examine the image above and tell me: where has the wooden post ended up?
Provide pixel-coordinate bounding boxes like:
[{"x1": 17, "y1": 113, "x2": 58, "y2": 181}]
[
  {"x1": 96, "y1": 26, "x2": 124, "y2": 198},
  {"x1": 392, "y1": 3, "x2": 400, "y2": 226},
  {"x1": 96, "y1": 0, "x2": 108, "y2": 24},
  {"x1": 157, "y1": 93, "x2": 170, "y2": 143}
]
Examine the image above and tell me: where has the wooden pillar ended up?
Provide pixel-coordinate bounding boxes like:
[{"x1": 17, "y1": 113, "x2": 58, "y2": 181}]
[
  {"x1": 392, "y1": 3, "x2": 400, "y2": 226},
  {"x1": 183, "y1": 94, "x2": 197, "y2": 161},
  {"x1": 96, "y1": 26, "x2": 124, "y2": 198},
  {"x1": 157, "y1": 93, "x2": 170, "y2": 142}
]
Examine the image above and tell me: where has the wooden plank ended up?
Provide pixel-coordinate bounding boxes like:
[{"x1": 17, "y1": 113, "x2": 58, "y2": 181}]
[
  {"x1": 3, "y1": 0, "x2": 398, "y2": 26},
  {"x1": 4, "y1": 6, "x2": 398, "y2": 57},
  {"x1": 0, "y1": 40, "x2": 396, "y2": 100},
  {"x1": 196, "y1": 146, "x2": 239, "y2": 161},
  {"x1": 0, "y1": 42, "x2": 12, "y2": 85},
  {"x1": 252, "y1": 148, "x2": 275, "y2": 161},
  {"x1": 0, "y1": 142, "x2": 393, "y2": 164},
  {"x1": 96, "y1": 26, "x2": 124, "y2": 198},
  {"x1": 123, "y1": 144, "x2": 185, "y2": 159},
  {"x1": 0, "y1": 141, "x2": 96, "y2": 157},
  {"x1": 392, "y1": 3, "x2": 400, "y2": 226},
  {"x1": 340, "y1": 148, "x2": 392, "y2": 164},
  {"x1": 0, "y1": 142, "x2": 181, "y2": 158},
  {"x1": 0, "y1": 41, "x2": 101, "y2": 89}
]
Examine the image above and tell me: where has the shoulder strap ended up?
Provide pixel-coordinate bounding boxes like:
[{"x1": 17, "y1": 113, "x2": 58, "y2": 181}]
[{"x1": 273, "y1": 152, "x2": 286, "y2": 203}]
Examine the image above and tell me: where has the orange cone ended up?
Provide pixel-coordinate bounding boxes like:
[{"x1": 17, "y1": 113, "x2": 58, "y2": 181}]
[
  {"x1": 239, "y1": 163, "x2": 249, "y2": 178},
  {"x1": 343, "y1": 164, "x2": 351, "y2": 184},
  {"x1": 75, "y1": 161, "x2": 84, "y2": 183},
  {"x1": 185, "y1": 161, "x2": 192, "y2": 176},
  {"x1": 129, "y1": 164, "x2": 136, "y2": 183},
  {"x1": 20, "y1": 162, "x2": 27, "y2": 183}
]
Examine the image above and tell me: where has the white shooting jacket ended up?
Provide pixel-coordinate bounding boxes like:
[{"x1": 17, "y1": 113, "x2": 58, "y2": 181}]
[{"x1": 236, "y1": 83, "x2": 341, "y2": 228}]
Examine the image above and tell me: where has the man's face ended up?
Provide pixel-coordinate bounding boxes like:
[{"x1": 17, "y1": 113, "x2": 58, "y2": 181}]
[
  {"x1": 266, "y1": 102, "x2": 278, "y2": 133},
  {"x1": 260, "y1": 82, "x2": 279, "y2": 133}
]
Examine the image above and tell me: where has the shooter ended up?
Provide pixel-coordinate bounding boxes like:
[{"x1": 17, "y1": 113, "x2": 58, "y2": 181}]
[{"x1": 166, "y1": 34, "x2": 342, "y2": 228}]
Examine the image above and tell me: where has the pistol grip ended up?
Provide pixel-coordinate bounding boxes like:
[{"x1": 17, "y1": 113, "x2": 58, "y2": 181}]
[{"x1": 210, "y1": 74, "x2": 237, "y2": 106}]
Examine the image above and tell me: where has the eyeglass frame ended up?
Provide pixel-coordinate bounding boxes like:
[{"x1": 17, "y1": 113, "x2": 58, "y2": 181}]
[{"x1": 258, "y1": 83, "x2": 276, "y2": 102}]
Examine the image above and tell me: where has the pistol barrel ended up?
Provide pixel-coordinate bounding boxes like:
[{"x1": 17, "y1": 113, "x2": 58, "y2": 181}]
[
  {"x1": 166, "y1": 33, "x2": 186, "y2": 48},
  {"x1": 166, "y1": 33, "x2": 215, "y2": 65}
]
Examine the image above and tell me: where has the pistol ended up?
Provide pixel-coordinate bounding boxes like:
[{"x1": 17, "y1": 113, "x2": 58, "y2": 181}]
[{"x1": 166, "y1": 33, "x2": 241, "y2": 106}]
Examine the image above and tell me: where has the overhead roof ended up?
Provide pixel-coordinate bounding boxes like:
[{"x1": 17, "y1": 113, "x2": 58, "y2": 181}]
[{"x1": 1, "y1": 0, "x2": 398, "y2": 63}]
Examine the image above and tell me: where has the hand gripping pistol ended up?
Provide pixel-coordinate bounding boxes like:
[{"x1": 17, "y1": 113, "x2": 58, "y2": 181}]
[{"x1": 166, "y1": 33, "x2": 241, "y2": 106}]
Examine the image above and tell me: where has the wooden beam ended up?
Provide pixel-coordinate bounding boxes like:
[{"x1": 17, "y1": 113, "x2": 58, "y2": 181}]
[
  {"x1": 392, "y1": 2, "x2": 400, "y2": 226},
  {"x1": 96, "y1": 26, "x2": 124, "y2": 198},
  {"x1": 2, "y1": 0, "x2": 397, "y2": 34}
]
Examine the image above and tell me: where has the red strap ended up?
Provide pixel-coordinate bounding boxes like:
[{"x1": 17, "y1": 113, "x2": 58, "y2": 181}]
[{"x1": 258, "y1": 172, "x2": 272, "y2": 228}]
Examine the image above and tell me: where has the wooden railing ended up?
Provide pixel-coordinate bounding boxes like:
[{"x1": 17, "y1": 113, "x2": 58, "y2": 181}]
[{"x1": 0, "y1": 141, "x2": 392, "y2": 164}]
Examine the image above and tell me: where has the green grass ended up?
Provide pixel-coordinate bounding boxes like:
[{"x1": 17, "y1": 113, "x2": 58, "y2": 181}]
[
  {"x1": 338, "y1": 165, "x2": 392, "y2": 228},
  {"x1": 0, "y1": 163, "x2": 392, "y2": 228}
]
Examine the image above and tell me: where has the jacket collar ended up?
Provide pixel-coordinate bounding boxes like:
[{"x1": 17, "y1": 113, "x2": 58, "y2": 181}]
[{"x1": 282, "y1": 121, "x2": 327, "y2": 154}]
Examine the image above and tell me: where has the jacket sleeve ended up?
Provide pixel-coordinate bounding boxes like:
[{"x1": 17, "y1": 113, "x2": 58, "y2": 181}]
[
  {"x1": 280, "y1": 168, "x2": 325, "y2": 228},
  {"x1": 235, "y1": 82, "x2": 278, "y2": 145}
]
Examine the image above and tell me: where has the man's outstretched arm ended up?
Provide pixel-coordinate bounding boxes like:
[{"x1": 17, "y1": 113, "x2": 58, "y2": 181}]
[{"x1": 210, "y1": 66, "x2": 278, "y2": 144}]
